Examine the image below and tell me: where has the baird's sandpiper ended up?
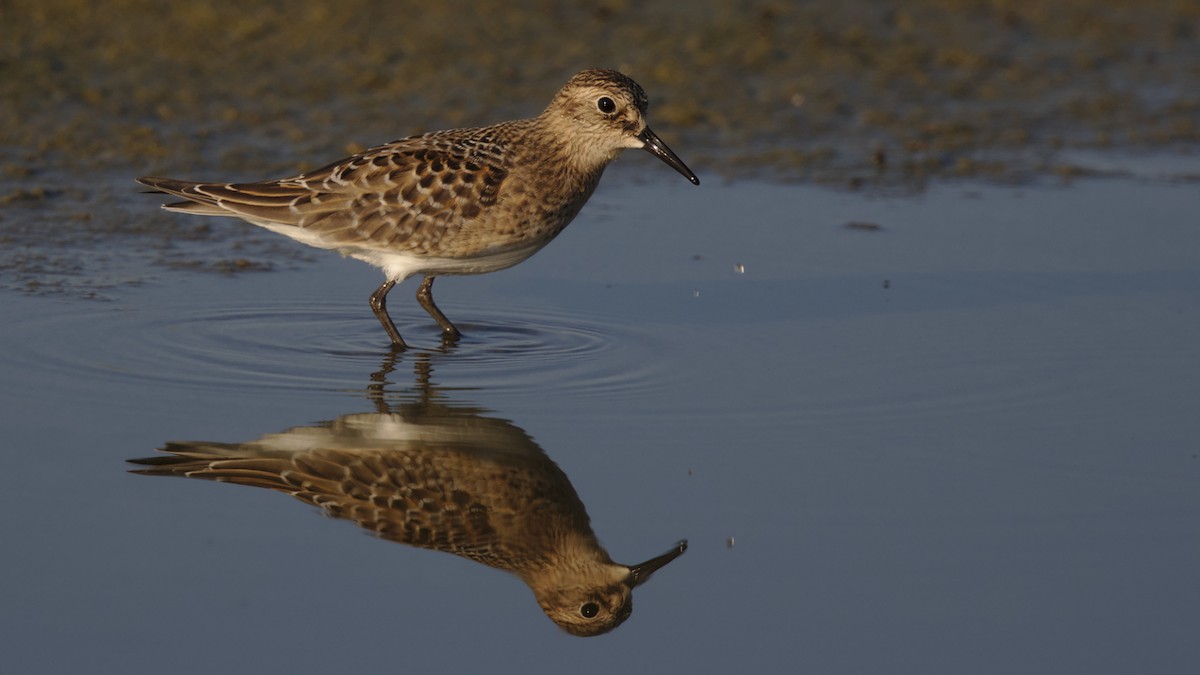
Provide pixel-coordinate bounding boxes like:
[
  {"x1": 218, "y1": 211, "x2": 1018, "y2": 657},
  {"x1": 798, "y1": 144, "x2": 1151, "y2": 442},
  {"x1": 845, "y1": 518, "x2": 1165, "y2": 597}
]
[{"x1": 138, "y1": 69, "x2": 698, "y2": 348}]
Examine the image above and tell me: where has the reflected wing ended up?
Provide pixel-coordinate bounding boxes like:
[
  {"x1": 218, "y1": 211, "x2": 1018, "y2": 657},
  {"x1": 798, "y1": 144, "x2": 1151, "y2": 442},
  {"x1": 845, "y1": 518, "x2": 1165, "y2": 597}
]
[{"x1": 129, "y1": 428, "x2": 587, "y2": 571}]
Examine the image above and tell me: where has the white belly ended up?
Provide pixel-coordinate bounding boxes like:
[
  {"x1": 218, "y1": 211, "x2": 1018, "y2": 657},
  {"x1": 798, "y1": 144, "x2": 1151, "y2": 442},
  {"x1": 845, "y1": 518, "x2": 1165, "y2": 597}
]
[{"x1": 350, "y1": 241, "x2": 548, "y2": 281}]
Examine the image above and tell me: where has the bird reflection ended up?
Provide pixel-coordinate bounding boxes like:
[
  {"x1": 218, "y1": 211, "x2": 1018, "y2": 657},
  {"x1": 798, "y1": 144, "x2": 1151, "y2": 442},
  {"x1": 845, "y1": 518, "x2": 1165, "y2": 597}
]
[{"x1": 129, "y1": 353, "x2": 686, "y2": 636}]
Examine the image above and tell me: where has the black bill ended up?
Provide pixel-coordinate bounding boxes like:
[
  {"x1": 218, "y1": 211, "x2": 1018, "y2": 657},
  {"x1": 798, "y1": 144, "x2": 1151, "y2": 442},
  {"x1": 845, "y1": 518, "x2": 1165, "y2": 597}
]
[
  {"x1": 639, "y1": 127, "x2": 700, "y2": 185},
  {"x1": 626, "y1": 540, "x2": 689, "y2": 587}
]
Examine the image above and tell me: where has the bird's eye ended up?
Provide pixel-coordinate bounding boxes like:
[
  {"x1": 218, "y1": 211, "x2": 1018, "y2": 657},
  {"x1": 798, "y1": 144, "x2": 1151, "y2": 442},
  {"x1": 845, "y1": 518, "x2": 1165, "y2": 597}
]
[
  {"x1": 580, "y1": 602, "x2": 600, "y2": 618},
  {"x1": 596, "y1": 97, "x2": 616, "y2": 114}
]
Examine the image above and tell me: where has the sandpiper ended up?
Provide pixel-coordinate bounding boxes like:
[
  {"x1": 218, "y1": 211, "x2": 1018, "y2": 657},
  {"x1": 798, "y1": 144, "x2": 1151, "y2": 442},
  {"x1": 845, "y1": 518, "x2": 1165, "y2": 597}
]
[
  {"x1": 130, "y1": 404, "x2": 687, "y2": 636},
  {"x1": 138, "y1": 69, "x2": 698, "y2": 348}
]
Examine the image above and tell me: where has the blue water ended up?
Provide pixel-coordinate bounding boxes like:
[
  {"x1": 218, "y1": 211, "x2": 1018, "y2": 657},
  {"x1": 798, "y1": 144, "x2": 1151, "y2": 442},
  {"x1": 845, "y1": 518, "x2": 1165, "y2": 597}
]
[{"x1": 2, "y1": 177, "x2": 1198, "y2": 673}]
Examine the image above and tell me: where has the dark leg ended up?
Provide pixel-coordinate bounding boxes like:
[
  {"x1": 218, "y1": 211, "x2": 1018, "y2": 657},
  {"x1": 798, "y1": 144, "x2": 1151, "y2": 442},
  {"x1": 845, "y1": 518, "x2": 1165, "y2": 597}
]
[
  {"x1": 369, "y1": 279, "x2": 408, "y2": 349},
  {"x1": 416, "y1": 276, "x2": 461, "y2": 340}
]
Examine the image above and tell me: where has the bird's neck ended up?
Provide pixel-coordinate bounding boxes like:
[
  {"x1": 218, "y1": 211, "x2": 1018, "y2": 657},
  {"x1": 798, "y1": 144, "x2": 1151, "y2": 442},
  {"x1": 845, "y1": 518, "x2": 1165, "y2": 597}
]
[{"x1": 528, "y1": 113, "x2": 617, "y2": 185}]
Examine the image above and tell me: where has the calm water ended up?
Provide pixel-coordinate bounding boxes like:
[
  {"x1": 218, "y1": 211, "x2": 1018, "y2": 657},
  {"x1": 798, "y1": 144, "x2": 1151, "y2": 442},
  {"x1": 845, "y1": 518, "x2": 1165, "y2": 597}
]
[{"x1": 2, "y1": 176, "x2": 1199, "y2": 673}]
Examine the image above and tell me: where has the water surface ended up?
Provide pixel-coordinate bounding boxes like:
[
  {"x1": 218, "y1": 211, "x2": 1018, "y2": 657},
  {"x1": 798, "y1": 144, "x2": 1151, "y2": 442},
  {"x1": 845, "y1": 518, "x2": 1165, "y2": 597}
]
[{"x1": 2, "y1": 177, "x2": 1199, "y2": 673}]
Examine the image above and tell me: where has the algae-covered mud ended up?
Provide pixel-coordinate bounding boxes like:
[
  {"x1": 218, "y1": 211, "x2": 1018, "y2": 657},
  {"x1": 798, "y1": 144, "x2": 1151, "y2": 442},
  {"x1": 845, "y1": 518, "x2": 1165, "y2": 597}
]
[
  {"x1": 1, "y1": 0, "x2": 1198, "y2": 293},
  {"x1": 4, "y1": 0, "x2": 1198, "y2": 179}
]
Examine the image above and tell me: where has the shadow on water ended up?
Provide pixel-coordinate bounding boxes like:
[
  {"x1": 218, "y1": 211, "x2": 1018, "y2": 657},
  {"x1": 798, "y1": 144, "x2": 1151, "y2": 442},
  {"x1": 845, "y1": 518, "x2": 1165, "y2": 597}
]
[{"x1": 128, "y1": 350, "x2": 687, "y2": 637}]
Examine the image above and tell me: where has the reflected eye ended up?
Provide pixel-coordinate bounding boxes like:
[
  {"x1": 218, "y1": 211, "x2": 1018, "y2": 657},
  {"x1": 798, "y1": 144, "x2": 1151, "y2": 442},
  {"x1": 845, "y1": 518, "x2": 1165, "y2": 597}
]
[
  {"x1": 596, "y1": 97, "x2": 616, "y2": 114},
  {"x1": 580, "y1": 602, "x2": 600, "y2": 618}
]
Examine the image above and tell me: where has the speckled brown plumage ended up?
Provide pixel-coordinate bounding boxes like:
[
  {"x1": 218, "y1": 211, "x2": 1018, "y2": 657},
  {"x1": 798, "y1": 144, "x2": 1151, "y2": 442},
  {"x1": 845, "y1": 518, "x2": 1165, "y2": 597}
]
[{"x1": 138, "y1": 69, "x2": 698, "y2": 348}]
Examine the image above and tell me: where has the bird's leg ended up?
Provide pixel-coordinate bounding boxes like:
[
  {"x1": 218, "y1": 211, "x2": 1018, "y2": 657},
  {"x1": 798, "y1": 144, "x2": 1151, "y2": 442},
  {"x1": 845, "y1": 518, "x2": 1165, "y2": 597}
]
[
  {"x1": 416, "y1": 276, "x2": 462, "y2": 340},
  {"x1": 369, "y1": 279, "x2": 408, "y2": 349}
]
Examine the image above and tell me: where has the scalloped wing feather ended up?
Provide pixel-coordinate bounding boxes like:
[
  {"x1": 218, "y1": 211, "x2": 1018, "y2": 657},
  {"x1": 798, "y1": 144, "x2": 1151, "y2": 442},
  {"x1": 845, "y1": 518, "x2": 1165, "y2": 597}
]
[{"x1": 139, "y1": 127, "x2": 515, "y2": 252}]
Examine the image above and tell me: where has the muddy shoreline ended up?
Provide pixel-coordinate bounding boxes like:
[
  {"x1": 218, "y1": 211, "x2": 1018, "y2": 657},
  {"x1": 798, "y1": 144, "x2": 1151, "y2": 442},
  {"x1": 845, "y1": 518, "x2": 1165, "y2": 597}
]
[
  {"x1": 4, "y1": 1, "x2": 1198, "y2": 181},
  {"x1": 2, "y1": 0, "x2": 1198, "y2": 294}
]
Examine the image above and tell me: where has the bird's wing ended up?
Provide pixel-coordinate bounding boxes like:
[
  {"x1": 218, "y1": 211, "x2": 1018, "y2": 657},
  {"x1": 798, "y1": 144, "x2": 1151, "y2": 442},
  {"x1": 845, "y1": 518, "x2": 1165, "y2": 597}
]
[{"x1": 137, "y1": 128, "x2": 513, "y2": 252}]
